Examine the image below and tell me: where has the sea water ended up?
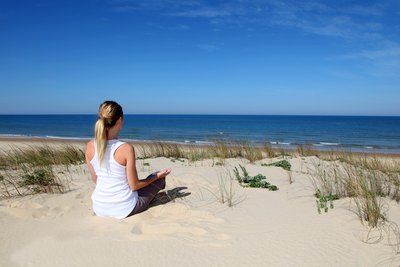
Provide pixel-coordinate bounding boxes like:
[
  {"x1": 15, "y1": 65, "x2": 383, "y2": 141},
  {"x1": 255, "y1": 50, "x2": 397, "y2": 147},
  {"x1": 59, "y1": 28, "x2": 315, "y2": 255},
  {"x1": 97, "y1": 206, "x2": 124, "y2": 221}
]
[{"x1": 0, "y1": 115, "x2": 399, "y2": 153}]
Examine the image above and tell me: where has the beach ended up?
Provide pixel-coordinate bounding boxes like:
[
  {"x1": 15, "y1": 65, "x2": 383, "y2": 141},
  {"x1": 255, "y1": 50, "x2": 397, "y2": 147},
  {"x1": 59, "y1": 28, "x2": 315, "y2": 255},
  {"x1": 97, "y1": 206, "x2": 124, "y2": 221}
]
[{"x1": 1, "y1": 138, "x2": 400, "y2": 267}]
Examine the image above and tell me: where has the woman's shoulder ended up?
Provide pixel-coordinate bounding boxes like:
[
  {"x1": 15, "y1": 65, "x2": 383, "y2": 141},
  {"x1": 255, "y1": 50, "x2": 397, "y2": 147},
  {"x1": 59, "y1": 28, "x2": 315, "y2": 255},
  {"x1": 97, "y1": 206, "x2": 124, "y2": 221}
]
[
  {"x1": 85, "y1": 139, "x2": 95, "y2": 161},
  {"x1": 86, "y1": 139, "x2": 95, "y2": 150},
  {"x1": 114, "y1": 142, "x2": 135, "y2": 164},
  {"x1": 115, "y1": 142, "x2": 135, "y2": 155}
]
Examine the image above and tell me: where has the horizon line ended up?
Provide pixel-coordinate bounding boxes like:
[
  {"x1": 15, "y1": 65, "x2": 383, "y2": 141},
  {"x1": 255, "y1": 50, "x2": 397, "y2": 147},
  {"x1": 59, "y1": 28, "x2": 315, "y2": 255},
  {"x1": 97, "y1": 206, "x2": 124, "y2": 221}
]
[{"x1": 0, "y1": 113, "x2": 399, "y2": 117}]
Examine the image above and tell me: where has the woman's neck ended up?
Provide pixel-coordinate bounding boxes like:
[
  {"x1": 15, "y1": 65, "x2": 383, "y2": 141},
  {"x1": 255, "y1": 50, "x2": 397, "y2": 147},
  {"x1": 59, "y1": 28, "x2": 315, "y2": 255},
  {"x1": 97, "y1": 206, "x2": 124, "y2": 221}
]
[{"x1": 107, "y1": 130, "x2": 119, "y2": 140}]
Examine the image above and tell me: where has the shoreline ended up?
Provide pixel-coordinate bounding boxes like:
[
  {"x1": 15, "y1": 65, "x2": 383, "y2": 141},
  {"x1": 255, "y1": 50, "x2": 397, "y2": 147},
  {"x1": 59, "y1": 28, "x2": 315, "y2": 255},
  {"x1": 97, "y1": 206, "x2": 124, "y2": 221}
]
[{"x1": 1, "y1": 136, "x2": 399, "y2": 157}]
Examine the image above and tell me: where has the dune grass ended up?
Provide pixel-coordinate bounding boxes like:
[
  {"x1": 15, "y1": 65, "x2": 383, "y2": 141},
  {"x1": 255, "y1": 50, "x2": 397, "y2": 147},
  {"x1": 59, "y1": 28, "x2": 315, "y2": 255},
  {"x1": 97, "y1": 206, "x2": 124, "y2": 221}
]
[
  {"x1": 309, "y1": 155, "x2": 400, "y2": 228},
  {"x1": 1, "y1": 140, "x2": 399, "y2": 230},
  {"x1": 135, "y1": 140, "x2": 266, "y2": 163},
  {"x1": 0, "y1": 144, "x2": 85, "y2": 198}
]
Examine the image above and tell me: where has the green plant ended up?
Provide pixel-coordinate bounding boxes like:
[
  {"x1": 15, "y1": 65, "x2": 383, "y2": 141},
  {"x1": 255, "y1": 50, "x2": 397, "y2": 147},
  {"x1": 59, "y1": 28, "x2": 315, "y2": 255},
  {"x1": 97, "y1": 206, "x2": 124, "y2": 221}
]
[
  {"x1": 262, "y1": 160, "x2": 291, "y2": 171},
  {"x1": 20, "y1": 167, "x2": 64, "y2": 194},
  {"x1": 308, "y1": 157, "x2": 393, "y2": 228},
  {"x1": 0, "y1": 145, "x2": 82, "y2": 197},
  {"x1": 233, "y1": 165, "x2": 278, "y2": 191},
  {"x1": 315, "y1": 189, "x2": 338, "y2": 213}
]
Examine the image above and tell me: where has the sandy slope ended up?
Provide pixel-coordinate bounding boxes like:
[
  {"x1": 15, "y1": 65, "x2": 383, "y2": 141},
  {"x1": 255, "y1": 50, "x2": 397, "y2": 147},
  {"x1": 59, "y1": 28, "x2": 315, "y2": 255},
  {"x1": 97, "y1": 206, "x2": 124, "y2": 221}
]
[{"x1": 1, "y1": 153, "x2": 400, "y2": 266}]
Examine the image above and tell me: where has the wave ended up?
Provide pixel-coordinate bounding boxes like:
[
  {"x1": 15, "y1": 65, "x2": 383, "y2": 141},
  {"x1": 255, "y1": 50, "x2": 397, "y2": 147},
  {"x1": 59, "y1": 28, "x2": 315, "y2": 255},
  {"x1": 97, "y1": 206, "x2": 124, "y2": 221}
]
[
  {"x1": 46, "y1": 136, "x2": 90, "y2": 141},
  {"x1": 0, "y1": 134, "x2": 90, "y2": 141},
  {"x1": 314, "y1": 142, "x2": 340, "y2": 146},
  {"x1": 0, "y1": 134, "x2": 26, "y2": 137},
  {"x1": 270, "y1": 141, "x2": 291, "y2": 145},
  {"x1": 195, "y1": 141, "x2": 214, "y2": 145},
  {"x1": 2, "y1": 134, "x2": 399, "y2": 154}
]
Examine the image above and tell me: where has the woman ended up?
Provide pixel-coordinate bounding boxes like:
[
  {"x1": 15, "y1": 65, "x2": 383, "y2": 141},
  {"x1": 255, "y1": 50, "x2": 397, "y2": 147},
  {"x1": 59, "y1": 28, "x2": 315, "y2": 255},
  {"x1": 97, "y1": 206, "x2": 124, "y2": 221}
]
[{"x1": 85, "y1": 100, "x2": 171, "y2": 219}]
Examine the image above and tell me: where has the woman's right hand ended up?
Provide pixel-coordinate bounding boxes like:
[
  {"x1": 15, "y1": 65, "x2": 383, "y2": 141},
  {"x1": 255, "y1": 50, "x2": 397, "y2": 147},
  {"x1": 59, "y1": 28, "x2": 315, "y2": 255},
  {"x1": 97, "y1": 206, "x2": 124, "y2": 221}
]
[{"x1": 156, "y1": 168, "x2": 171, "y2": 179}]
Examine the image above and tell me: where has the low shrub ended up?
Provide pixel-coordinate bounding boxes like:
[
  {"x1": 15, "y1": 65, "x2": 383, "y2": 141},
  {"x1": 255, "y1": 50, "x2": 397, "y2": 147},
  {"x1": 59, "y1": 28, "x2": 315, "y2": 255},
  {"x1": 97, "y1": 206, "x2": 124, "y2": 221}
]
[
  {"x1": 233, "y1": 165, "x2": 278, "y2": 191},
  {"x1": 262, "y1": 160, "x2": 291, "y2": 171}
]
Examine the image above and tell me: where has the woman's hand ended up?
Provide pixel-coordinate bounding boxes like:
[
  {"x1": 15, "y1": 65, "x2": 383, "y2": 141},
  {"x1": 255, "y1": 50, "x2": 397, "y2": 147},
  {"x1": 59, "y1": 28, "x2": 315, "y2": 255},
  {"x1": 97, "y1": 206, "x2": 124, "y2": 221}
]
[{"x1": 156, "y1": 168, "x2": 171, "y2": 179}]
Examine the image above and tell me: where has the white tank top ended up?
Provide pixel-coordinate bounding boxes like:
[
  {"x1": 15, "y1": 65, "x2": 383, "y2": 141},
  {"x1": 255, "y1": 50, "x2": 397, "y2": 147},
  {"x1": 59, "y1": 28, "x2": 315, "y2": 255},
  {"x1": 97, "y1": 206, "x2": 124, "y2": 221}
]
[{"x1": 90, "y1": 139, "x2": 138, "y2": 219}]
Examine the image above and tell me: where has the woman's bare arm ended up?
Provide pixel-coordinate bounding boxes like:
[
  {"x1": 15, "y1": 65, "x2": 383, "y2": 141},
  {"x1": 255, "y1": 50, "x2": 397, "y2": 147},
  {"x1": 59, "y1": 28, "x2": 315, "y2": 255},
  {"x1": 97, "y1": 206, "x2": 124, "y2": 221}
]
[
  {"x1": 122, "y1": 144, "x2": 170, "y2": 191},
  {"x1": 85, "y1": 140, "x2": 97, "y2": 183}
]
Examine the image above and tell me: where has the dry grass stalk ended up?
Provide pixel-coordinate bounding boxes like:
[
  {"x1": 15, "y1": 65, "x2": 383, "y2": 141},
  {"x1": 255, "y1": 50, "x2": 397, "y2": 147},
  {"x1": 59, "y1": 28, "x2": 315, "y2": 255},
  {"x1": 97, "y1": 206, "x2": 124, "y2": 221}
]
[{"x1": 0, "y1": 144, "x2": 83, "y2": 198}]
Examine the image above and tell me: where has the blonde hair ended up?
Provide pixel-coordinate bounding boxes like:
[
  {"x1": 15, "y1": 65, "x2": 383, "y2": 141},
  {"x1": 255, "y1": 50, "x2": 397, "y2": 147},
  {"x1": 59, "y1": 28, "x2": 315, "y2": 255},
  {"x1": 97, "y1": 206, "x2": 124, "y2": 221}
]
[{"x1": 94, "y1": 100, "x2": 123, "y2": 164}]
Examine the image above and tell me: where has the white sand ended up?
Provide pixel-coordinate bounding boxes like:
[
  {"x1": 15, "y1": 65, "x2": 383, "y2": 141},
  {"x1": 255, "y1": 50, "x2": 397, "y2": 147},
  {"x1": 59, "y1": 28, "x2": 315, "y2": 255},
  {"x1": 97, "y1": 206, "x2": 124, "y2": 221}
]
[{"x1": 1, "y1": 142, "x2": 400, "y2": 266}]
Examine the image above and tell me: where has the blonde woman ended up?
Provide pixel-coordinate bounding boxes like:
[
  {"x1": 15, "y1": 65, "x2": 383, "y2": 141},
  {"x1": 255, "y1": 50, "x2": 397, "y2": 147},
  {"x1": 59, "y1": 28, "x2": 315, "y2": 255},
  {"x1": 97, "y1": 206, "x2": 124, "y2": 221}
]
[{"x1": 85, "y1": 100, "x2": 171, "y2": 219}]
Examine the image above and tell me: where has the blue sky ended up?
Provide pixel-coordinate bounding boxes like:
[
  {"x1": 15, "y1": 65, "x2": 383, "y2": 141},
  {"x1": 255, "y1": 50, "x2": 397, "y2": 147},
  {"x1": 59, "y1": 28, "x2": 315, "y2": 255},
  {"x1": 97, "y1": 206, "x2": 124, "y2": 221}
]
[{"x1": 0, "y1": 0, "x2": 399, "y2": 115}]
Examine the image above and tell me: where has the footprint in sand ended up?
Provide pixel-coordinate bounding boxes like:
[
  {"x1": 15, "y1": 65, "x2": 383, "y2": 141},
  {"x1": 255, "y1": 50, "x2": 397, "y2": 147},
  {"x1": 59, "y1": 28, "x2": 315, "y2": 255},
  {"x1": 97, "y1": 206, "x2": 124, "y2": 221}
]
[
  {"x1": 74, "y1": 192, "x2": 86, "y2": 200},
  {"x1": 128, "y1": 202, "x2": 229, "y2": 245},
  {"x1": 136, "y1": 222, "x2": 208, "y2": 236},
  {"x1": 3, "y1": 201, "x2": 71, "y2": 219},
  {"x1": 29, "y1": 205, "x2": 71, "y2": 219}
]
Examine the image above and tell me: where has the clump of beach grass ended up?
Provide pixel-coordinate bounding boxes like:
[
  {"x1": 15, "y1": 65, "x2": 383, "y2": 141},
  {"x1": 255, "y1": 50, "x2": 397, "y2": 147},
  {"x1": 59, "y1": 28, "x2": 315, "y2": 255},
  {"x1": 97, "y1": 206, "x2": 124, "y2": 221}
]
[
  {"x1": 309, "y1": 156, "x2": 400, "y2": 256},
  {"x1": 296, "y1": 144, "x2": 317, "y2": 157},
  {"x1": 217, "y1": 170, "x2": 237, "y2": 207},
  {"x1": 0, "y1": 144, "x2": 85, "y2": 169},
  {"x1": 134, "y1": 140, "x2": 267, "y2": 164},
  {"x1": 203, "y1": 169, "x2": 244, "y2": 207},
  {"x1": 263, "y1": 142, "x2": 277, "y2": 158},
  {"x1": 0, "y1": 144, "x2": 84, "y2": 198},
  {"x1": 309, "y1": 155, "x2": 400, "y2": 228},
  {"x1": 240, "y1": 141, "x2": 263, "y2": 163}
]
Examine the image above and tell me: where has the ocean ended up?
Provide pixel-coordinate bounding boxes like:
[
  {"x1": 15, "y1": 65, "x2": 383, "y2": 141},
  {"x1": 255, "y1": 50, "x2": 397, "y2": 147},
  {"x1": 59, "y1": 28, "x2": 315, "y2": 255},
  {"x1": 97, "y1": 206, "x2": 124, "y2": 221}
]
[{"x1": 0, "y1": 115, "x2": 399, "y2": 153}]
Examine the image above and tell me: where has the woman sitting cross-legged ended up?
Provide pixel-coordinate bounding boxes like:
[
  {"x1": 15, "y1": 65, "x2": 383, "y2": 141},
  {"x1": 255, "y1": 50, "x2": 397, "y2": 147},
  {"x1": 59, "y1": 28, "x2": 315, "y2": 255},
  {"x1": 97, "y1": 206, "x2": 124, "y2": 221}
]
[{"x1": 85, "y1": 100, "x2": 171, "y2": 219}]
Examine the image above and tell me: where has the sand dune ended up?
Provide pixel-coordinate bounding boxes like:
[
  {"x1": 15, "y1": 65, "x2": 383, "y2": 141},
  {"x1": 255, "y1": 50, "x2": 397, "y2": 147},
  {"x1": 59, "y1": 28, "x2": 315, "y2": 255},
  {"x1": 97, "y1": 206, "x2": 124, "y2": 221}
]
[{"x1": 1, "y1": 151, "x2": 400, "y2": 266}]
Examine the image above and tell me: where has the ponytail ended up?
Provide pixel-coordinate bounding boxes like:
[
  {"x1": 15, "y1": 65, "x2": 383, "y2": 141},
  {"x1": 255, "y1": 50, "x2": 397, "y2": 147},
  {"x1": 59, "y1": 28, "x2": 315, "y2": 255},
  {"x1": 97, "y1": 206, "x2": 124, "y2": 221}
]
[
  {"x1": 94, "y1": 118, "x2": 108, "y2": 165},
  {"x1": 94, "y1": 100, "x2": 123, "y2": 166}
]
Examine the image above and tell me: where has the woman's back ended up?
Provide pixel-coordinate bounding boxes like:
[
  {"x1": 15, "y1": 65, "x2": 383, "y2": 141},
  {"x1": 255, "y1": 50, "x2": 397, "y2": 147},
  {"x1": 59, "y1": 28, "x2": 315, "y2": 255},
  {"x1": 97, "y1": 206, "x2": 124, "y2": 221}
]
[{"x1": 90, "y1": 139, "x2": 138, "y2": 219}]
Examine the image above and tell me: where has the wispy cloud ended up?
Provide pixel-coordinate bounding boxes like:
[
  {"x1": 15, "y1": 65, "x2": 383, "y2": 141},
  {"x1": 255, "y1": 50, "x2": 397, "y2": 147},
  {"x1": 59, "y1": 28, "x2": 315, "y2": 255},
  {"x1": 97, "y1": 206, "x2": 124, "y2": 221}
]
[
  {"x1": 342, "y1": 4, "x2": 385, "y2": 17},
  {"x1": 331, "y1": 42, "x2": 400, "y2": 77},
  {"x1": 109, "y1": 0, "x2": 400, "y2": 65},
  {"x1": 170, "y1": 8, "x2": 231, "y2": 18},
  {"x1": 171, "y1": 24, "x2": 190, "y2": 31},
  {"x1": 196, "y1": 44, "x2": 218, "y2": 52},
  {"x1": 335, "y1": 44, "x2": 400, "y2": 61},
  {"x1": 109, "y1": 0, "x2": 391, "y2": 41},
  {"x1": 111, "y1": 0, "x2": 201, "y2": 13}
]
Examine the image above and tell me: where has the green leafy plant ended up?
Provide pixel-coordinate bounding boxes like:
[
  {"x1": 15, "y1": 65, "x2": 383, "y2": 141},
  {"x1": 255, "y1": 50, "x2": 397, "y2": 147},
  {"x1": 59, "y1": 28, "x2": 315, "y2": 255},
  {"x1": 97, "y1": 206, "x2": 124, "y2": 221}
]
[
  {"x1": 315, "y1": 189, "x2": 339, "y2": 214},
  {"x1": 262, "y1": 160, "x2": 291, "y2": 171},
  {"x1": 233, "y1": 165, "x2": 278, "y2": 191},
  {"x1": 19, "y1": 168, "x2": 64, "y2": 194}
]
